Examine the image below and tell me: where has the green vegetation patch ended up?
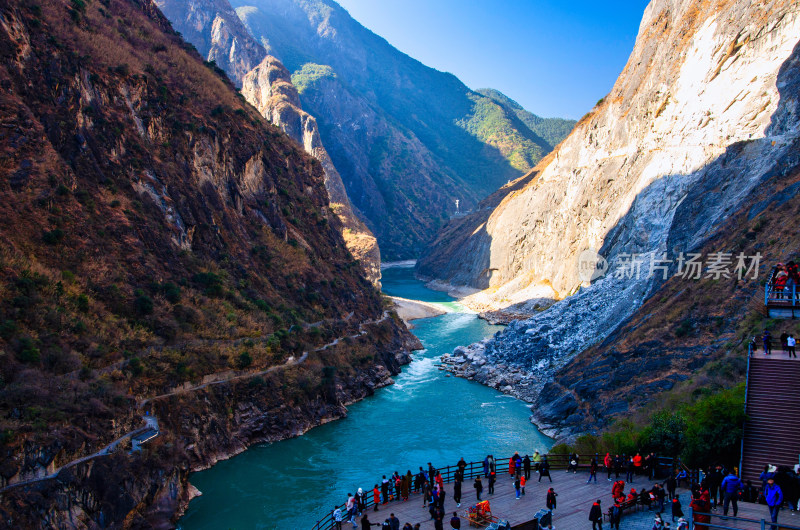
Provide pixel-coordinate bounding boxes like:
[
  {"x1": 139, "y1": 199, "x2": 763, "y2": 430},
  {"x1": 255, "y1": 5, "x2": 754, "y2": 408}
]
[{"x1": 291, "y1": 63, "x2": 337, "y2": 94}]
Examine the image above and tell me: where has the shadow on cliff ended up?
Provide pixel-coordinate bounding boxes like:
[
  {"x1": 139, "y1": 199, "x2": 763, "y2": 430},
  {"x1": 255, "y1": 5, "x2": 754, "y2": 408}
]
[{"x1": 533, "y1": 38, "x2": 800, "y2": 437}]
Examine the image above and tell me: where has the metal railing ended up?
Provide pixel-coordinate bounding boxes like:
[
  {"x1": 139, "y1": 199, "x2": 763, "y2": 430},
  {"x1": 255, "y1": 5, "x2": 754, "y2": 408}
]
[
  {"x1": 764, "y1": 272, "x2": 799, "y2": 307},
  {"x1": 691, "y1": 511, "x2": 800, "y2": 530},
  {"x1": 312, "y1": 453, "x2": 675, "y2": 530}
]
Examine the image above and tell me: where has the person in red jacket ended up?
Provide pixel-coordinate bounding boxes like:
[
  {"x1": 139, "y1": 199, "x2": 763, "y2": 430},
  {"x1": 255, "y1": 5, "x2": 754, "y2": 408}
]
[
  {"x1": 690, "y1": 491, "x2": 711, "y2": 530},
  {"x1": 626, "y1": 488, "x2": 637, "y2": 503},
  {"x1": 373, "y1": 485, "x2": 380, "y2": 512},
  {"x1": 632, "y1": 453, "x2": 643, "y2": 476},
  {"x1": 604, "y1": 453, "x2": 613, "y2": 480},
  {"x1": 611, "y1": 480, "x2": 625, "y2": 501},
  {"x1": 509, "y1": 455, "x2": 516, "y2": 478}
]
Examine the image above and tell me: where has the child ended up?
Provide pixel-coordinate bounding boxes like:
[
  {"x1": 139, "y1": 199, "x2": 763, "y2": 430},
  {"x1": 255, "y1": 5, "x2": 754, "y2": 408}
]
[
  {"x1": 514, "y1": 476, "x2": 521, "y2": 499},
  {"x1": 521, "y1": 475, "x2": 527, "y2": 496},
  {"x1": 676, "y1": 518, "x2": 688, "y2": 530}
]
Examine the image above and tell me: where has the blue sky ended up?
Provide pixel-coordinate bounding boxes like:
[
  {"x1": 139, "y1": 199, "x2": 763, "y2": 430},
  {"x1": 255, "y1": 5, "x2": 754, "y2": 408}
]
[{"x1": 335, "y1": 0, "x2": 649, "y2": 120}]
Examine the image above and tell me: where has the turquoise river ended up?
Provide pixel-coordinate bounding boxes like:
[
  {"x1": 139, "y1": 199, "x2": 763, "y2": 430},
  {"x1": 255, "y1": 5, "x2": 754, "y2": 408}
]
[{"x1": 178, "y1": 265, "x2": 552, "y2": 529}]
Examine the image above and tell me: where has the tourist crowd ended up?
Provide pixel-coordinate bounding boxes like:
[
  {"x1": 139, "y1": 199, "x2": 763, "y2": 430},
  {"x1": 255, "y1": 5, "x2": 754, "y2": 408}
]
[{"x1": 330, "y1": 453, "x2": 800, "y2": 530}]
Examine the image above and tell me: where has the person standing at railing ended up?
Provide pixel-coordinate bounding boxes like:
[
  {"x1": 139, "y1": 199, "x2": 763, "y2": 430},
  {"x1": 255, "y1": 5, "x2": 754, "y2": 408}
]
[
  {"x1": 523, "y1": 454, "x2": 532, "y2": 480},
  {"x1": 787, "y1": 334, "x2": 797, "y2": 358},
  {"x1": 614, "y1": 454, "x2": 622, "y2": 479},
  {"x1": 765, "y1": 477, "x2": 783, "y2": 530},
  {"x1": 372, "y1": 485, "x2": 380, "y2": 512},
  {"x1": 457, "y1": 457, "x2": 467, "y2": 476},
  {"x1": 568, "y1": 452, "x2": 579, "y2": 473},
  {"x1": 533, "y1": 451, "x2": 542, "y2": 472},
  {"x1": 381, "y1": 476, "x2": 390, "y2": 504},
  {"x1": 509, "y1": 454, "x2": 516, "y2": 478},
  {"x1": 333, "y1": 506, "x2": 344, "y2": 530},
  {"x1": 453, "y1": 470, "x2": 462, "y2": 507},
  {"x1": 774, "y1": 265, "x2": 788, "y2": 299}
]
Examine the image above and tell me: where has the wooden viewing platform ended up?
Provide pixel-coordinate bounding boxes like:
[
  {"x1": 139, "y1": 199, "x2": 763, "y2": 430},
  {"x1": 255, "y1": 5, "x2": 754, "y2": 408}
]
[{"x1": 338, "y1": 470, "x2": 795, "y2": 530}]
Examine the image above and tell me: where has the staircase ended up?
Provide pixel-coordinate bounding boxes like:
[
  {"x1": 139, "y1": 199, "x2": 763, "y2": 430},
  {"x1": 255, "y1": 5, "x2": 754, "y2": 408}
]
[{"x1": 740, "y1": 356, "x2": 800, "y2": 482}]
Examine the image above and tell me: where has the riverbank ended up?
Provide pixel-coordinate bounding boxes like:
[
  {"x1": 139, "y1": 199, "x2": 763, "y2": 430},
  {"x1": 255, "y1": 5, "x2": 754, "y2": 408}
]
[{"x1": 390, "y1": 296, "x2": 447, "y2": 324}]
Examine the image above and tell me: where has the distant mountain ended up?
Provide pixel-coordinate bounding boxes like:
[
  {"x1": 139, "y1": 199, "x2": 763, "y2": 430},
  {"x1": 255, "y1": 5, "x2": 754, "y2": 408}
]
[
  {"x1": 476, "y1": 89, "x2": 576, "y2": 149},
  {"x1": 232, "y1": 0, "x2": 571, "y2": 259}
]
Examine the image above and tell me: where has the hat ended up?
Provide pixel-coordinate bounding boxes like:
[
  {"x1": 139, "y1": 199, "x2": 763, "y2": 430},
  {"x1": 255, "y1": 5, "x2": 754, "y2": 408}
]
[{"x1": 768, "y1": 464, "x2": 777, "y2": 473}]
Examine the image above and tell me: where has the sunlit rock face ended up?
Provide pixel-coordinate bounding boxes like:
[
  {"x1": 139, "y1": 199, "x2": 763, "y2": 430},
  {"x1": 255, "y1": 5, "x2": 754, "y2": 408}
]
[{"x1": 420, "y1": 0, "x2": 800, "y2": 436}]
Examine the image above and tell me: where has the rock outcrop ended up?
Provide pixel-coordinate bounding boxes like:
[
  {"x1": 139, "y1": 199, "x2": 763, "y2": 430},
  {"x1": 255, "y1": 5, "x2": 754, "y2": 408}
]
[
  {"x1": 155, "y1": 0, "x2": 265, "y2": 86},
  {"x1": 241, "y1": 55, "x2": 381, "y2": 284},
  {"x1": 421, "y1": 0, "x2": 800, "y2": 437},
  {"x1": 157, "y1": 0, "x2": 381, "y2": 284},
  {"x1": 233, "y1": 0, "x2": 573, "y2": 259}
]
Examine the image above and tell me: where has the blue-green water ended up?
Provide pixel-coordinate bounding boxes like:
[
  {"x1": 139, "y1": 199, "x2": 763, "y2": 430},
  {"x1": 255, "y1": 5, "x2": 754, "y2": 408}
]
[{"x1": 178, "y1": 266, "x2": 551, "y2": 529}]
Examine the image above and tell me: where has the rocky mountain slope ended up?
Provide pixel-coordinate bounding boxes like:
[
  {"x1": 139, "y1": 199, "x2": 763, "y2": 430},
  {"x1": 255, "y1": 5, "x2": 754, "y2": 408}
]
[
  {"x1": 0, "y1": 0, "x2": 416, "y2": 526},
  {"x1": 156, "y1": 0, "x2": 265, "y2": 86},
  {"x1": 232, "y1": 0, "x2": 574, "y2": 258},
  {"x1": 424, "y1": 0, "x2": 800, "y2": 437},
  {"x1": 156, "y1": 0, "x2": 381, "y2": 285}
]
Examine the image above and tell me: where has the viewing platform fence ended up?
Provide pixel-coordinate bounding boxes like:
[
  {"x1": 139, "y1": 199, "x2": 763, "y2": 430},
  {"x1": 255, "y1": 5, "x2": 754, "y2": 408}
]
[
  {"x1": 764, "y1": 266, "x2": 800, "y2": 318},
  {"x1": 311, "y1": 453, "x2": 676, "y2": 530},
  {"x1": 691, "y1": 511, "x2": 800, "y2": 530}
]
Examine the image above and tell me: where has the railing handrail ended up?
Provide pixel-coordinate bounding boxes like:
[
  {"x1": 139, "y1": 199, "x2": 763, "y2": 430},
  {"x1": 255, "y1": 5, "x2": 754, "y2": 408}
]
[
  {"x1": 312, "y1": 453, "x2": 675, "y2": 530},
  {"x1": 692, "y1": 511, "x2": 800, "y2": 530}
]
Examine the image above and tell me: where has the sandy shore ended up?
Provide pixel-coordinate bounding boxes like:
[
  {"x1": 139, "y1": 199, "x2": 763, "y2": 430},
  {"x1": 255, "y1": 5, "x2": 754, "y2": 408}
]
[{"x1": 391, "y1": 296, "x2": 446, "y2": 324}]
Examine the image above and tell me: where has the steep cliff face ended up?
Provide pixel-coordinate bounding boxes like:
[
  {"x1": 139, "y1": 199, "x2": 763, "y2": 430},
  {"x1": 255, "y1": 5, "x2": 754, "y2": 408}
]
[
  {"x1": 0, "y1": 0, "x2": 415, "y2": 525},
  {"x1": 423, "y1": 0, "x2": 800, "y2": 436},
  {"x1": 157, "y1": 0, "x2": 382, "y2": 284},
  {"x1": 155, "y1": 0, "x2": 265, "y2": 86},
  {"x1": 241, "y1": 55, "x2": 381, "y2": 284},
  {"x1": 233, "y1": 0, "x2": 572, "y2": 259}
]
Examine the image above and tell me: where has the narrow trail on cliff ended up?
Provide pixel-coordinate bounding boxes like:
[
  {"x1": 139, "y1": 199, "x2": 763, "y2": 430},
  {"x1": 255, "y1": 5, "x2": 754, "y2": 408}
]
[
  {"x1": 139, "y1": 311, "x2": 392, "y2": 407},
  {"x1": 0, "y1": 416, "x2": 160, "y2": 494}
]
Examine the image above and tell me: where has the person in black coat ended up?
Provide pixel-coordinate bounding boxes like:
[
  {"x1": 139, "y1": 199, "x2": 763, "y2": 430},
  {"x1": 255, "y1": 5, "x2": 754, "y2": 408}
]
[
  {"x1": 523, "y1": 455, "x2": 532, "y2": 480},
  {"x1": 589, "y1": 500, "x2": 603, "y2": 530},
  {"x1": 664, "y1": 472, "x2": 677, "y2": 500},
  {"x1": 474, "y1": 476, "x2": 483, "y2": 501},
  {"x1": 539, "y1": 457, "x2": 552, "y2": 482},
  {"x1": 453, "y1": 474, "x2": 462, "y2": 507}
]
